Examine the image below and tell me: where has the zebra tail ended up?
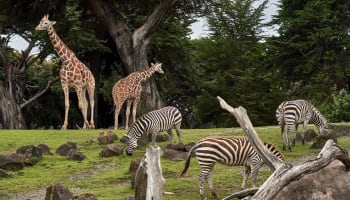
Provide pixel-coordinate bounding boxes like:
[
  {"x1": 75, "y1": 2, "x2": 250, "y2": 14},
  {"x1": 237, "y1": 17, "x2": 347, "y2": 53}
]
[{"x1": 179, "y1": 145, "x2": 195, "y2": 177}]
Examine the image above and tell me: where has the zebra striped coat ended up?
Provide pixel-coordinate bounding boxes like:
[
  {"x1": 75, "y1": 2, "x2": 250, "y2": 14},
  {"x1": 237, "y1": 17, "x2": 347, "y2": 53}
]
[
  {"x1": 180, "y1": 136, "x2": 285, "y2": 200},
  {"x1": 125, "y1": 106, "x2": 182, "y2": 156},
  {"x1": 276, "y1": 99, "x2": 333, "y2": 151}
]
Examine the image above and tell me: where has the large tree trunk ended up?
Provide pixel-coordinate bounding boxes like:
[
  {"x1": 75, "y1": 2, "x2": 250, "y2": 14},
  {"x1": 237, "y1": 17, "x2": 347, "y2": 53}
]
[
  {"x1": 0, "y1": 81, "x2": 26, "y2": 129},
  {"x1": 88, "y1": 0, "x2": 176, "y2": 113}
]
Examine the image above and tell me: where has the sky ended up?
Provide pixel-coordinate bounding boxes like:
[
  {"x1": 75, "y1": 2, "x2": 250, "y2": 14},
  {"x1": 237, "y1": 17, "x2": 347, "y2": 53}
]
[{"x1": 8, "y1": 0, "x2": 279, "y2": 51}]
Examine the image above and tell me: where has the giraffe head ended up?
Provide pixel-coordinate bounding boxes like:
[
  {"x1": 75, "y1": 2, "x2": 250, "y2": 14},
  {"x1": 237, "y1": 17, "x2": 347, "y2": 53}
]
[
  {"x1": 151, "y1": 62, "x2": 164, "y2": 74},
  {"x1": 35, "y1": 14, "x2": 56, "y2": 31}
]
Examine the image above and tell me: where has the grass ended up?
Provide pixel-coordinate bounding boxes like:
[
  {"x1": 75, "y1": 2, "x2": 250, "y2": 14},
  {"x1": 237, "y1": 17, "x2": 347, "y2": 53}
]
[{"x1": 0, "y1": 124, "x2": 349, "y2": 200}]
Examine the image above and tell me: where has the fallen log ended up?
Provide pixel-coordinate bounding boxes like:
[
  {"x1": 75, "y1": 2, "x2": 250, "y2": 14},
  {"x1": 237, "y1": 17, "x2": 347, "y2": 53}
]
[{"x1": 217, "y1": 96, "x2": 350, "y2": 200}]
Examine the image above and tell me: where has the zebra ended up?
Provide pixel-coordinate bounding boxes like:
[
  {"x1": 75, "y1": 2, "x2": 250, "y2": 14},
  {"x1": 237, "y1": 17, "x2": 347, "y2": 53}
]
[
  {"x1": 180, "y1": 136, "x2": 285, "y2": 200},
  {"x1": 276, "y1": 99, "x2": 334, "y2": 151},
  {"x1": 124, "y1": 106, "x2": 182, "y2": 156}
]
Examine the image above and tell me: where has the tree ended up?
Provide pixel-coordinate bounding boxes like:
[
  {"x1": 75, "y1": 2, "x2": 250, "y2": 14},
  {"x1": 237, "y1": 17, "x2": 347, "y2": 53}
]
[
  {"x1": 270, "y1": 0, "x2": 350, "y2": 104},
  {"x1": 191, "y1": 0, "x2": 273, "y2": 127}
]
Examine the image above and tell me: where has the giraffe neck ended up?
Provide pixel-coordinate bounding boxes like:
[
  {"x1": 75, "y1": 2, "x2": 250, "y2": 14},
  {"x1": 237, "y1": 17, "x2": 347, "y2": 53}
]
[
  {"x1": 139, "y1": 65, "x2": 157, "y2": 82},
  {"x1": 47, "y1": 26, "x2": 74, "y2": 63}
]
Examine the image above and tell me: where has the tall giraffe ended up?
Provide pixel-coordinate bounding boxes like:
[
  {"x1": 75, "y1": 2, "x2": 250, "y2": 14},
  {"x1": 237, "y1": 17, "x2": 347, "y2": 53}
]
[
  {"x1": 112, "y1": 62, "x2": 164, "y2": 130},
  {"x1": 35, "y1": 14, "x2": 95, "y2": 129}
]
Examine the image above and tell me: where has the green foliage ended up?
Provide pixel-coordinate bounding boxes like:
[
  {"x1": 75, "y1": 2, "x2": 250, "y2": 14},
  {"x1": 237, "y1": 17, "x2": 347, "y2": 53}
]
[
  {"x1": 318, "y1": 87, "x2": 350, "y2": 122},
  {"x1": 272, "y1": 0, "x2": 350, "y2": 102}
]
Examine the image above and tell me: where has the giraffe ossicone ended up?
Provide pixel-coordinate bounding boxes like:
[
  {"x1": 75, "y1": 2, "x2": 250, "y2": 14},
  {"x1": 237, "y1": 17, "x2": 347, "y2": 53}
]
[
  {"x1": 112, "y1": 62, "x2": 164, "y2": 130},
  {"x1": 36, "y1": 14, "x2": 96, "y2": 130}
]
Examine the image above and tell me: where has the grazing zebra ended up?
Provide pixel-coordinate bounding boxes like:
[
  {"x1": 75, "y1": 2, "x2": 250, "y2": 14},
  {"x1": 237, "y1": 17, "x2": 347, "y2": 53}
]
[
  {"x1": 124, "y1": 106, "x2": 182, "y2": 156},
  {"x1": 276, "y1": 99, "x2": 334, "y2": 151},
  {"x1": 180, "y1": 136, "x2": 285, "y2": 200}
]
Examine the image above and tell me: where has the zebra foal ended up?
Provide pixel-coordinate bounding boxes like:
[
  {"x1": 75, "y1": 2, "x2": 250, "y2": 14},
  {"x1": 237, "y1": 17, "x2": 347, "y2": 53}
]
[
  {"x1": 180, "y1": 136, "x2": 285, "y2": 200},
  {"x1": 276, "y1": 99, "x2": 334, "y2": 151},
  {"x1": 124, "y1": 106, "x2": 182, "y2": 156}
]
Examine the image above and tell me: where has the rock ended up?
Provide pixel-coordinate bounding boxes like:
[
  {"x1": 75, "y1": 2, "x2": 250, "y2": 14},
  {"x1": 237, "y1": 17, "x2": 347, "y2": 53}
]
[
  {"x1": 37, "y1": 144, "x2": 53, "y2": 155},
  {"x1": 45, "y1": 183, "x2": 73, "y2": 200},
  {"x1": 0, "y1": 168, "x2": 11, "y2": 178},
  {"x1": 66, "y1": 149, "x2": 86, "y2": 161},
  {"x1": 162, "y1": 149, "x2": 188, "y2": 161},
  {"x1": 97, "y1": 131, "x2": 118, "y2": 145},
  {"x1": 274, "y1": 160, "x2": 350, "y2": 200},
  {"x1": 0, "y1": 154, "x2": 32, "y2": 170},
  {"x1": 72, "y1": 193, "x2": 97, "y2": 200},
  {"x1": 129, "y1": 158, "x2": 142, "y2": 189},
  {"x1": 99, "y1": 144, "x2": 123, "y2": 157},
  {"x1": 312, "y1": 134, "x2": 337, "y2": 149},
  {"x1": 16, "y1": 145, "x2": 43, "y2": 165},
  {"x1": 56, "y1": 142, "x2": 77, "y2": 156},
  {"x1": 165, "y1": 143, "x2": 185, "y2": 151}
]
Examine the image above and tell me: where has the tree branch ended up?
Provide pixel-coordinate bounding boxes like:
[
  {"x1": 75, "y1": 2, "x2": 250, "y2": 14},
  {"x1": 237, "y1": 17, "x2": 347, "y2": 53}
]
[
  {"x1": 20, "y1": 77, "x2": 59, "y2": 109},
  {"x1": 217, "y1": 96, "x2": 285, "y2": 170}
]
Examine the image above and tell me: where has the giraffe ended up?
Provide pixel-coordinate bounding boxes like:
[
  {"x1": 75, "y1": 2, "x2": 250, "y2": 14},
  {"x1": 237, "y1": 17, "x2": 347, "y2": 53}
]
[
  {"x1": 112, "y1": 62, "x2": 164, "y2": 130},
  {"x1": 35, "y1": 14, "x2": 95, "y2": 129}
]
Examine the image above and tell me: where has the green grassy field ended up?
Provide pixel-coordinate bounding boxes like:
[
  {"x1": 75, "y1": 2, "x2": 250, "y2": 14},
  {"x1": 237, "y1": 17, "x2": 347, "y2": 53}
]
[{"x1": 0, "y1": 124, "x2": 349, "y2": 200}]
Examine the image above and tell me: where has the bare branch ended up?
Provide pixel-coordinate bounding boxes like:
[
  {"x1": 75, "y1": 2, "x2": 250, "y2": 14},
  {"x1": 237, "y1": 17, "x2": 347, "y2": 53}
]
[
  {"x1": 20, "y1": 77, "x2": 59, "y2": 109},
  {"x1": 217, "y1": 96, "x2": 285, "y2": 170}
]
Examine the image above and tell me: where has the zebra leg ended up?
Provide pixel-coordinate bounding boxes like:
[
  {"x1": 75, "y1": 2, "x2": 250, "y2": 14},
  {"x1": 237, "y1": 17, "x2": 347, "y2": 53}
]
[
  {"x1": 175, "y1": 123, "x2": 182, "y2": 144},
  {"x1": 301, "y1": 121, "x2": 308, "y2": 145},
  {"x1": 151, "y1": 131, "x2": 158, "y2": 147},
  {"x1": 286, "y1": 125, "x2": 292, "y2": 152},
  {"x1": 292, "y1": 124, "x2": 298, "y2": 146},
  {"x1": 206, "y1": 171, "x2": 219, "y2": 200},
  {"x1": 198, "y1": 172, "x2": 207, "y2": 200},
  {"x1": 167, "y1": 129, "x2": 174, "y2": 144},
  {"x1": 251, "y1": 162, "x2": 263, "y2": 188},
  {"x1": 280, "y1": 125, "x2": 286, "y2": 151},
  {"x1": 241, "y1": 166, "x2": 251, "y2": 190}
]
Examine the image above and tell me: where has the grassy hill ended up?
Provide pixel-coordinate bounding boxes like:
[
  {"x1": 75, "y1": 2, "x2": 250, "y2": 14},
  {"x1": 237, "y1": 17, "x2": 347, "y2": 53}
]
[{"x1": 0, "y1": 124, "x2": 349, "y2": 200}]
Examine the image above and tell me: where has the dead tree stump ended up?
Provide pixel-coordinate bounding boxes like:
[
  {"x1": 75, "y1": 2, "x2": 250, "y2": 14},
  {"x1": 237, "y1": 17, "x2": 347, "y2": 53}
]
[{"x1": 134, "y1": 146, "x2": 165, "y2": 200}]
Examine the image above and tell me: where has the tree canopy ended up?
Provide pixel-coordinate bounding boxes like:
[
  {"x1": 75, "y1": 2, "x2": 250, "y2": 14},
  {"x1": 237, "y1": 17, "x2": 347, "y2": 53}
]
[{"x1": 1, "y1": 0, "x2": 350, "y2": 129}]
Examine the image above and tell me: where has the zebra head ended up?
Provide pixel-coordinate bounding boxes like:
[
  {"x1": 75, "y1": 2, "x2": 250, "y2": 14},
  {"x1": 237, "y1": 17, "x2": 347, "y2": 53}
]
[
  {"x1": 319, "y1": 121, "x2": 335, "y2": 135},
  {"x1": 124, "y1": 134, "x2": 137, "y2": 156}
]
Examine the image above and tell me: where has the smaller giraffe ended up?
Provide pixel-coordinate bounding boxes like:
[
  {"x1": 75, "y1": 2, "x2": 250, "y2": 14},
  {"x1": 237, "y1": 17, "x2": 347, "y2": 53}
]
[
  {"x1": 35, "y1": 14, "x2": 95, "y2": 129},
  {"x1": 112, "y1": 62, "x2": 164, "y2": 130}
]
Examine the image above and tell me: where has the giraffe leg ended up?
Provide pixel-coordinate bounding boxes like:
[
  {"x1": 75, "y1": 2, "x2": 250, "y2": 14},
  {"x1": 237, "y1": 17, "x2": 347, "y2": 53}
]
[
  {"x1": 76, "y1": 88, "x2": 89, "y2": 129},
  {"x1": 125, "y1": 99, "x2": 133, "y2": 130},
  {"x1": 131, "y1": 97, "x2": 140, "y2": 125},
  {"x1": 113, "y1": 96, "x2": 124, "y2": 130},
  {"x1": 87, "y1": 85, "x2": 95, "y2": 129},
  {"x1": 62, "y1": 86, "x2": 70, "y2": 130}
]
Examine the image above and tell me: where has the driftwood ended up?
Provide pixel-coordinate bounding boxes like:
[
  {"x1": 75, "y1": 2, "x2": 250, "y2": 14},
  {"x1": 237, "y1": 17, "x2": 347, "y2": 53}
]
[
  {"x1": 134, "y1": 146, "x2": 165, "y2": 200},
  {"x1": 217, "y1": 96, "x2": 350, "y2": 200}
]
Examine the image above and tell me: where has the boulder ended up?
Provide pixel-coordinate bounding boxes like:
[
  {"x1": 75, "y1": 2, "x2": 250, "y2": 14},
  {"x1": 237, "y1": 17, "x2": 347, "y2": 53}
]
[
  {"x1": 56, "y1": 142, "x2": 77, "y2": 156},
  {"x1": 274, "y1": 160, "x2": 350, "y2": 200},
  {"x1": 72, "y1": 193, "x2": 97, "y2": 200},
  {"x1": 0, "y1": 154, "x2": 33, "y2": 170},
  {"x1": 129, "y1": 158, "x2": 142, "y2": 189},
  {"x1": 16, "y1": 145, "x2": 43, "y2": 164},
  {"x1": 97, "y1": 131, "x2": 118, "y2": 145},
  {"x1": 45, "y1": 183, "x2": 73, "y2": 200},
  {"x1": 162, "y1": 149, "x2": 188, "y2": 161},
  {"x1": 66, "y1": 149, "x2": 86, "y2": 161},
  {"x1": 99, "y1": 144, "x2": 123, "y2": 157},
  {"x1": 37, "y1": 143, "x2": 53, "y2": 155}
]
